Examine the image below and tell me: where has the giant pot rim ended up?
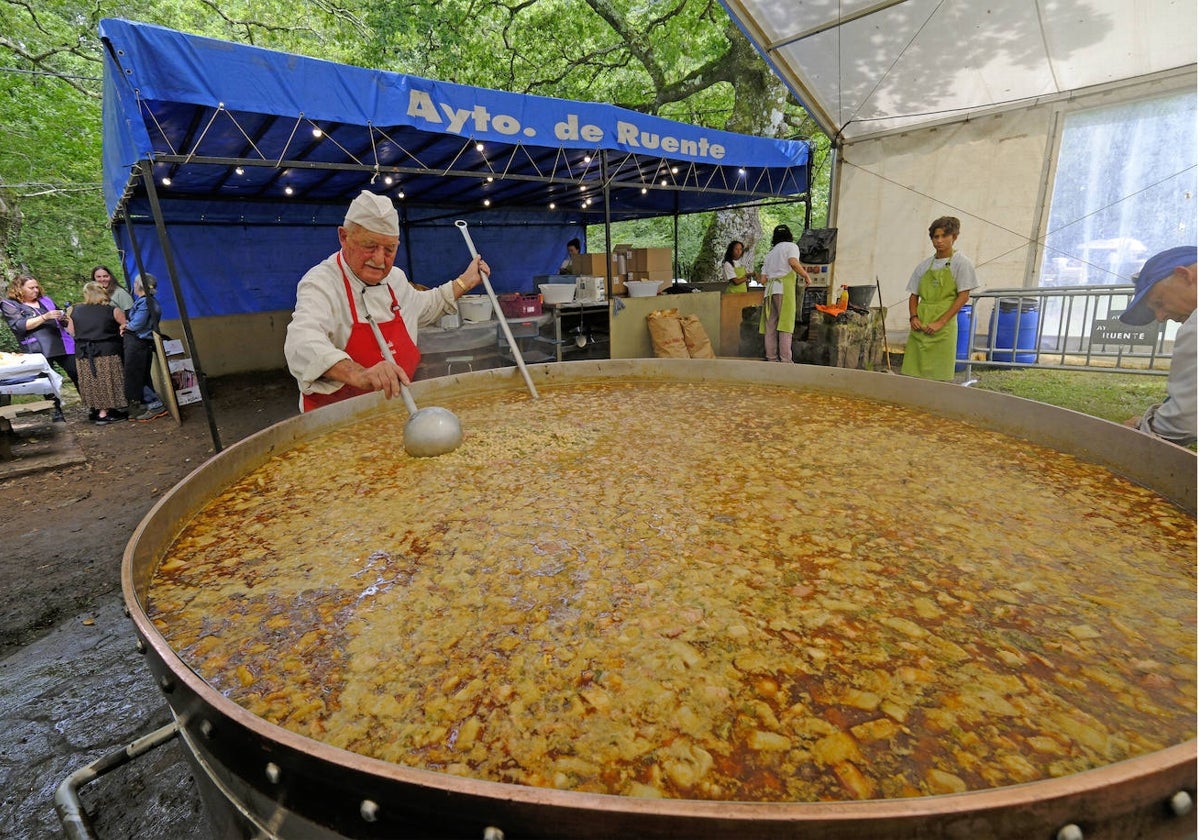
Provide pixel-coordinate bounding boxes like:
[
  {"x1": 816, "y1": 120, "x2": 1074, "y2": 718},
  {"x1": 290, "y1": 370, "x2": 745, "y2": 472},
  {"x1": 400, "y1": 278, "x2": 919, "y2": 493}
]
[{"x1": 122, "y1": 360, "x2": 1197, "y2": 837}]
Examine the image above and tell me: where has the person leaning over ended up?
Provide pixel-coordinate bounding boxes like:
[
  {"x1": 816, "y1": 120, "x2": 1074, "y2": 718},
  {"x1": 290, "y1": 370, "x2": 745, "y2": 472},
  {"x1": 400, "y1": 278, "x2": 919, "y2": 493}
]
[
  {"x1": 559, "y1": 238, "x2": 582, "y2": 273},
  {"x1": 1119, "y1": 245, "x2": 1197, "y2": 448},
  {"x1": 284, "y1": 190, "x2": 490, "y2": 412},
  {"x1": 900, "y1": 216, "x2": 978, "y2": 381}
]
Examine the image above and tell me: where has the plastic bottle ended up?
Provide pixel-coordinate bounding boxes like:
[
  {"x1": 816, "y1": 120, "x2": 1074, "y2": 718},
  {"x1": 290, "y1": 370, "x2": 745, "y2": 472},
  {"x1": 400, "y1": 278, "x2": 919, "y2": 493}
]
[{"x1": 837, "y1": 285, "x2": 849, "y2": 308}]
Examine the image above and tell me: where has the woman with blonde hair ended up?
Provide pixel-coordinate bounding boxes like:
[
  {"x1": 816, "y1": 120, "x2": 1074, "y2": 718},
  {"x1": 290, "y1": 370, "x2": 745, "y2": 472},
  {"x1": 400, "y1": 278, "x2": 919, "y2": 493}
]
[{"x1": 67, "y1": 281, "x2": 128, "y2": 424}]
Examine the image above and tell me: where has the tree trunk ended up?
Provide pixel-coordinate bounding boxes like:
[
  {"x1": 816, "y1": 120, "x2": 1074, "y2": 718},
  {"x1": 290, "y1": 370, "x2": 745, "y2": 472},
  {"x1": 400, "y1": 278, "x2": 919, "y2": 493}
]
[{"x1": 691, "y1": 34, "x2": 800, "y2": 283}]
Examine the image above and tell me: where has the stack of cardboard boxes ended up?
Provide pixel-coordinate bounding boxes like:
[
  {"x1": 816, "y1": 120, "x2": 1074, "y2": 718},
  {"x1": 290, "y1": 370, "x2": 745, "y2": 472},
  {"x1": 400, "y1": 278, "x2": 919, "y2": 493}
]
[{"x1": 570, "y1": 245, "x2": 674, "y2": 295}]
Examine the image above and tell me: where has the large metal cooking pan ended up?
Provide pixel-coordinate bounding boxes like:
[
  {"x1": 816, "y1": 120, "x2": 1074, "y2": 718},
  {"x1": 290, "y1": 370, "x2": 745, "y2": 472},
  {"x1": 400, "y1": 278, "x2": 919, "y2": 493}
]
[{"x1": 122, "y1": 360, "x2": 1197, "y2": 839}]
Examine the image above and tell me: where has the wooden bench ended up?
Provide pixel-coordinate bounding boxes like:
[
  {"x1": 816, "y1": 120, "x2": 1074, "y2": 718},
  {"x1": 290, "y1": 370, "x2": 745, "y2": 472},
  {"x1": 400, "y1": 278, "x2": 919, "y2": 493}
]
[{"x1": 0, "y1": 399, "x2": 56, "y2": 460}]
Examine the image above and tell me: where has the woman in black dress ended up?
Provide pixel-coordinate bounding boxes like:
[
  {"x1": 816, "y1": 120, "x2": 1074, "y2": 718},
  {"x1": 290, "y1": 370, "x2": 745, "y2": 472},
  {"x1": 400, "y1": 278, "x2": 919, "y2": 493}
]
[{"x1": 67, "y1": 281, "x2": 128, "y2": 425}]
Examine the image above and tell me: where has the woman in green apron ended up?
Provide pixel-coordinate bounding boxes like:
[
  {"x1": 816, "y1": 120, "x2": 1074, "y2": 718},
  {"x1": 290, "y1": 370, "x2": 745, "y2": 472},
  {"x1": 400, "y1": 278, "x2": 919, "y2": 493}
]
[
  {"x1": 721, "y1": 240, "x2": 757, "y2": 293},
  {"x1": 901, "y1": 216, "x2": 978, "y2": 380},
  {"x1": 758, "y1": 224, "x2": 812, "y2": 362}
]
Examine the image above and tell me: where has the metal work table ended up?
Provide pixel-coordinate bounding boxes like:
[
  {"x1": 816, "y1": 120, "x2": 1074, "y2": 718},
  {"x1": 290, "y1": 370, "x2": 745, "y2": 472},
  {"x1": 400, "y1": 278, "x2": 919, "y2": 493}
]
[{"x1": 541, "y1": 300, "x2": 610, "y2": 362}]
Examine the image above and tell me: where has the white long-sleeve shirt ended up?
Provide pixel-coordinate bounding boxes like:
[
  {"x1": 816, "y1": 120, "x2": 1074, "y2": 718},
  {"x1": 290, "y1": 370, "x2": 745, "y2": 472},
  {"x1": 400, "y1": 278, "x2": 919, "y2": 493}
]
[
  {"x1": 284, "y1": 251, "x2": 458, "y2": 406},
  {"x1": 1137, "y1": 309, "x2": 1197, "y2": 447}
]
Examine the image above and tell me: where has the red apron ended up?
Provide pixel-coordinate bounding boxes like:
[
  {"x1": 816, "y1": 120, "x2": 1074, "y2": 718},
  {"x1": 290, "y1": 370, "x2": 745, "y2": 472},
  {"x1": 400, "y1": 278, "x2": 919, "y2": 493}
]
[{"x1": 302, "y1": 255, "x2": 421, "y2": 412}]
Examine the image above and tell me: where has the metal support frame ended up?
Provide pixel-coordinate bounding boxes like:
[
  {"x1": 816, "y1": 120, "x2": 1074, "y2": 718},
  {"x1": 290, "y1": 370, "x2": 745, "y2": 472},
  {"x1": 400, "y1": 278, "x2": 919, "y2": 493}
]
[
  {"x1": 140, "y1": 163, "x2": 224, "y2": 453},
  {"x1": 54, "y1": 721, "x2": 181, "y2": 840},
  {"x1": 959, "y1": 284, "x2": 1171, "y2": 378}
]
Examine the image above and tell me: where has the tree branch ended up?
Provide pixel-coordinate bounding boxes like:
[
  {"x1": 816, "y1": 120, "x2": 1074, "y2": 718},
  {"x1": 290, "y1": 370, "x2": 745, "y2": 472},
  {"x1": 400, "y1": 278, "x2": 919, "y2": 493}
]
[
  {"x1": 195, "y1": 0, "x2": 369, "y2": 45},
  {"x1": 0, "y1": 35, "x2": 100, "y2": 99}
]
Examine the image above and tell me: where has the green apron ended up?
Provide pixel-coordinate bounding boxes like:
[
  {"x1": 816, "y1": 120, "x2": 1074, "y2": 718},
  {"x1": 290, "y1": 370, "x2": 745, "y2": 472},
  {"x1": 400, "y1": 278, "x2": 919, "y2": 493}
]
[
  {"x1": 725, "y1": 265, "x2": 749, "y2": 294},
  {"x1": 901, "y1": 259, "x2": 959, "y2": 381},
  {"x1": 758, "y1": 271, "x2": 799, "y2": 334}
]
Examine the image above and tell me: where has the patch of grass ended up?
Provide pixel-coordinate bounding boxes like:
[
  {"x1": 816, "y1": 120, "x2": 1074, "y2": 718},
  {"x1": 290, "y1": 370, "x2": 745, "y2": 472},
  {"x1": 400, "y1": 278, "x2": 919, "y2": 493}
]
[{"x1": 968, "y1": 368, "x2": 1166, "y2": 425}]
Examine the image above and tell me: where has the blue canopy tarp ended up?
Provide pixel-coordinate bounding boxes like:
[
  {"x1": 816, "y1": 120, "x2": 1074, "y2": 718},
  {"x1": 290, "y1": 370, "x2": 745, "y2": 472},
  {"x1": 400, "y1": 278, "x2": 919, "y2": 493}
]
[{"x1": 100, "y1": 18, "x2": 811, "y2": 320}]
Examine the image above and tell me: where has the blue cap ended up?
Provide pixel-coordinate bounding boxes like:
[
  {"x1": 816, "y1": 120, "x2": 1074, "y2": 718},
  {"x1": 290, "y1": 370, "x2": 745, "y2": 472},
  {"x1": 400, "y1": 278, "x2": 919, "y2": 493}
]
[{"x1": 1119, "y1": 246, "x2": 1197, "y2": 325}]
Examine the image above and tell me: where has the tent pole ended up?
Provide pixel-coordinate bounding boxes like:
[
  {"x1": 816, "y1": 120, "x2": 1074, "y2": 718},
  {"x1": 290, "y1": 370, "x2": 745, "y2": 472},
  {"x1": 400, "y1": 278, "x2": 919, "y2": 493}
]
[
  {"x1": 672, "y1": 194, "x2": 680, "y2": 282},
  {"x1": 826, "y1": 138, "x2": 842, "y2": 230},
  {"x1": 139, "y1": 162, "x2": 224, "y2": 454},
  {"x1": 399, "y1": 202, "x2": 413, "y2": 279},
  {"x1": 601, "y1": 153, "x2": 613, "y2": 298},
  {"x1": 121, "y1": 216, "x2": 180, "y2": 426}
]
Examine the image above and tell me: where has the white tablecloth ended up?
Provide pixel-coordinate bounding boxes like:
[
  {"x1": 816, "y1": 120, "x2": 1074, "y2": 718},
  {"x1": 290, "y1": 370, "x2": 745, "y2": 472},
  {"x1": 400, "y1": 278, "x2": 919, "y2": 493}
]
[{"x1": 0, "y1": 352, "x2": 62, "y2": 400}]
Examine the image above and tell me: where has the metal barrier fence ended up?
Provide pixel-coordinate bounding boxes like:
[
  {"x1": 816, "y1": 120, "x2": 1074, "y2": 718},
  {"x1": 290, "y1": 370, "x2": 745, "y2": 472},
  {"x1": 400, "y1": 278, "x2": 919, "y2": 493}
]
[{"x1": 959, "y1": 285, "x2": 1174, "y2": 377}]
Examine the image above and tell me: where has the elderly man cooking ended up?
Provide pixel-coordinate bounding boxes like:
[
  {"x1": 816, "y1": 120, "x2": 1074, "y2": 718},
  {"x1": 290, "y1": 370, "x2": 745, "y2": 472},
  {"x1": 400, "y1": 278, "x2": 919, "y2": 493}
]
[
  {"x1": 285, "y1": 191, "x2": 489, "y2": 411},
  {"x1": 1119, "y1": 245, "x2": 1197, "y2": 447}
]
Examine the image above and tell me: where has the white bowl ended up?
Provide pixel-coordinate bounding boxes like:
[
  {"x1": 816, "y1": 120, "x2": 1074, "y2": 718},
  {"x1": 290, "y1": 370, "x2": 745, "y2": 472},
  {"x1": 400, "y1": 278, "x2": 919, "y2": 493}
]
[
  {"x1": 457, "y1": 295, "x2": 493, "y2": 322},
  {"x1": 539, "y1": 283, "x2": 577, "y2": 305},
  {"x1": 625, "y1": 280, "x2": 661, "y2": 298}
]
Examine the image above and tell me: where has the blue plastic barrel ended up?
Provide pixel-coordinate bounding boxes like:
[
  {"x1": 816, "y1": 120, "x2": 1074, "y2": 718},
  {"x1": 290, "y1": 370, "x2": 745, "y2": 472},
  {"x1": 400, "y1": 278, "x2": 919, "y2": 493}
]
[
  {"x1": 988, "y1": 298, "x2": 1039, "y2": 364},
  {"x1": 955, "y1": 303, "x2": 972, "y2": 371}
]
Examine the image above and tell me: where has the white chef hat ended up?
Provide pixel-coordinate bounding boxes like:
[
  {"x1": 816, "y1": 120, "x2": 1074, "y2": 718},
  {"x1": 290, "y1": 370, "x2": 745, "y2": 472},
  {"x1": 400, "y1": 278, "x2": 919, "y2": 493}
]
[{"x1": 344, "y1": 190, "x2": 399, "y2": 237}]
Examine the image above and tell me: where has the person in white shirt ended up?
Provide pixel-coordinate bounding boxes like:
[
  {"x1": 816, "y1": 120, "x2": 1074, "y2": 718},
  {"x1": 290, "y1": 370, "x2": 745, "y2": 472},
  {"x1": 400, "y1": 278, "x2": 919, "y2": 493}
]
[
  {"x1": 900, "y1": 216, "x2": 978, "y2": 381},
  {"x1": 757, "y1": 225, "x2": 810, "y2": 362},
  {"x1": 721, "y1": 240, "x2": 757, "y2": 293},
  {"x1": 1119, "y1": 245, "x2": 1197, "y2": 447}
]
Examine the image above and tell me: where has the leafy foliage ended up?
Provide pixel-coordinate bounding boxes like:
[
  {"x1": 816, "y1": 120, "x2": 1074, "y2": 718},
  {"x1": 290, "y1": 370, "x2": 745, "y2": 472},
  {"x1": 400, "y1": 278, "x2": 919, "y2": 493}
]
[{"x1": 0, "y1": 0, "x2": 825, "y2": 306}]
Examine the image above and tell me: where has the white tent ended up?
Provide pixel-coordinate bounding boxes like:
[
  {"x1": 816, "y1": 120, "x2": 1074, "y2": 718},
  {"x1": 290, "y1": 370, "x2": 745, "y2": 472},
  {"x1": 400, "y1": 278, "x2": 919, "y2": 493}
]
[{"x1": 721, "y1": 0, "x2": 1198, "y2": 326}]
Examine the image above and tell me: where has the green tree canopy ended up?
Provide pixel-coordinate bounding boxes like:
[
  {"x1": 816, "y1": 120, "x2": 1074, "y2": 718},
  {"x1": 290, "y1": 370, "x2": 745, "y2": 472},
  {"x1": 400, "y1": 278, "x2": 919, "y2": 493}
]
[{"x1": 0, "y1": 0, "x2": 825, "y2": 311}]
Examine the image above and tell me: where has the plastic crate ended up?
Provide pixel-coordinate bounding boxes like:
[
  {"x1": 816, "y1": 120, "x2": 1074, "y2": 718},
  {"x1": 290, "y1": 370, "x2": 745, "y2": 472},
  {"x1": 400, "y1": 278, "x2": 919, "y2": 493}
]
[{"x1": 498, "y1": 293, "x2": 542, "y2": 318}]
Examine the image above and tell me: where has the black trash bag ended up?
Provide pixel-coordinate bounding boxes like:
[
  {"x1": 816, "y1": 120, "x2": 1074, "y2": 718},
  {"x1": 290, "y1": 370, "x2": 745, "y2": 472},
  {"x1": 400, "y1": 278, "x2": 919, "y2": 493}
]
[
  {"x1": 663, "y1": 283, "x2": 700, "y2": 294},
  {"x1": 797, "y1": 228, "x2": 838, "y2": 264}
]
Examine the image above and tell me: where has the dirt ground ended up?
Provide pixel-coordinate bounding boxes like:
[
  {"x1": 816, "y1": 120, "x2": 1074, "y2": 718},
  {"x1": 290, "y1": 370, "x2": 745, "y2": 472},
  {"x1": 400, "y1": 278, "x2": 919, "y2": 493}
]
[{"x1": 0, "y1": 369, "x2": 299, "y2": 839}]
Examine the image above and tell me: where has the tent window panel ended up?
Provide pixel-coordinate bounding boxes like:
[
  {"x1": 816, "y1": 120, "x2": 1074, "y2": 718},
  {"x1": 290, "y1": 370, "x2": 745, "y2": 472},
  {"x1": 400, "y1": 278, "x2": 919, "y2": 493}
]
[{"x1": 1040, "y1": 91, "x2": 1197, "y2": 289}]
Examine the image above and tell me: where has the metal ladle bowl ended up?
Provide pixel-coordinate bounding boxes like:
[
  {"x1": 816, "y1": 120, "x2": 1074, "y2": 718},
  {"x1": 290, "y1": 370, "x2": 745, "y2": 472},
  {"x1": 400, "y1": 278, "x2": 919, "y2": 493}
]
[
  {"x1": 365, "y1": 314, "x2": 464, "y2": 458},
  {"x1": 401, "y1": 397, "x2": 463, "y2": 458}
]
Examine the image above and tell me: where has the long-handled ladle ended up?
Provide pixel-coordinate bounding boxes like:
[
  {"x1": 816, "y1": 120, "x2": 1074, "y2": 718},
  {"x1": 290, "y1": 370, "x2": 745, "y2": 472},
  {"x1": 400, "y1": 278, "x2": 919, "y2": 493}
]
[
  {"x1": 366, "y1": 314, "x2": 463, "y2": 457},
  {"x1": 455, "y1": 220, "x2": 539, "y2": 400}
]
